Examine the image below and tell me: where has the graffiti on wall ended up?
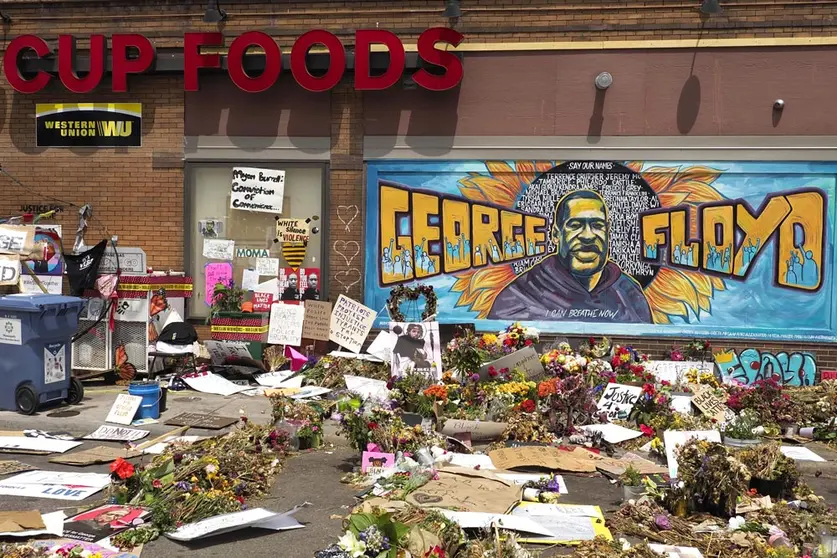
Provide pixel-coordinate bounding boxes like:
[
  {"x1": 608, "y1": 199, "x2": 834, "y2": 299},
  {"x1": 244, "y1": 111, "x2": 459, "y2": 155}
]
[
  {"x1": 364, "y1": 161, "x2": 834, "y2": 340},
  {"x1": 714, "y1": 348, "x2": 817, "y2": 387}
]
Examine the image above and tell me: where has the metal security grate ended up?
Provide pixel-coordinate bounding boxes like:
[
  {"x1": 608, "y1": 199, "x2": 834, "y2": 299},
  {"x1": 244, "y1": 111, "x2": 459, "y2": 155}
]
[
  {"x1": 71, "y1": 320, "x2": 110, "y2": 371},
  {"x1": 112, "y1": 320, "x2": 149, "y2": 373}
]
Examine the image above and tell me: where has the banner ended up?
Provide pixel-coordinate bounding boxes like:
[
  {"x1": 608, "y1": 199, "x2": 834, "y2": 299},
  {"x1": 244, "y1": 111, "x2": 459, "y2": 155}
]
[
  {"x1": 364, "y1": 160, "x2": 834, "y2": 341},
  {"x1": 36, "y1": 103, "x2": 141, "y2": 147}
]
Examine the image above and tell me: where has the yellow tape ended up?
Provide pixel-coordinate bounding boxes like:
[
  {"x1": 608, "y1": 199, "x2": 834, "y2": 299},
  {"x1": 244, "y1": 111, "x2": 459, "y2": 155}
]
[
  {"x1": 210, "y1": 325, "x2": 268, "y2": 334},
  {"x1": 119, "y1": 283, "x2": 194, "y2": 292}
]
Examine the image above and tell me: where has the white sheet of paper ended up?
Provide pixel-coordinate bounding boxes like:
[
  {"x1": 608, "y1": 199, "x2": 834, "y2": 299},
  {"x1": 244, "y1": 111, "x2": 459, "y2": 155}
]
[
  {"x1": 255, "y1": 258, "x2": 280, "y2": 276},
  {"x1": 289, "y1": 386, "x2": 332, "y2": 400},
  {"x1": 254, "y1": 278, "x2": 280, "y2": 298},
  {"x1": 0, "y1": 437, "x2": 81, "y2": 454},
  {"x1": 229, "y1": 167, "x2": 285, "y2": 215},
  {"x1": 440, "y1": 511, "x2": 554, "y2": 537},
  {"x1": 182, "y1": 373, "x2": 251, "y2": 396},
  {"x1": 0, "y1": 471, "x2": 110, "y2": 501},
  {"x1": 268, "y1": 302, "x2": 305, "y2": 346},
  {"x1": 780, "y1": 446, "x2": 826, "y2": 462},
  {"x1": 597, "y1": 383, "x2": 643, "y2": 422},
  {"x1": 203, "y1": 340, "x2": 252, "y2": 365},
  {"x1": 495, "y1": 473, "x2": 568, "y2": 494},
  {"x1": 579, "y1": 423, "x2": 642, "y2": 444},
  {"x1": 166, "y1": 506, "x2": 305, "y2": 541},
  {"x1": 0, "y1": 510, "x2": 65, "y2": 537},
  {"x1": 142, "y1": 436, "x2": 203, "y2": 455},
  {"x1": 241, "y1": 268, "x2": 260, "y2": 291},
  {"x1": 510, "y1": 507, "x2": 599, "y2": 541},
  {"x1": 515, "y1": 504, "x2": 602, "y2": 518},
  {"x1": 664, "y1": 430, "x2": 722, "y2": 478},
  {"x1": 670, "y1": 395, "x2": 693, "y2": 415},
  {"x1": 447, "y1": 453, "x2": 496, "y2": 470},
  {"x1": 202, "y1": 239, "x2": 235, "y2": 260},
  {"x1": 328, "y1": 351, "x2": 384, "y2": 362},
  {"x1": 344, "y1": 375, "x2": 389, "y2": 401},
  {"x1": 105, "y1": 394, "x2": 143, "y2": 426},
  {"x1": 254, "y1": 371, "x2": 296, "y2": 388},
  {"x1": 84, "y1": 425, "x2": 149, "y2": 442},
  {"x1": 366, "y1": 331, "x2": 397, "y2": 363}
]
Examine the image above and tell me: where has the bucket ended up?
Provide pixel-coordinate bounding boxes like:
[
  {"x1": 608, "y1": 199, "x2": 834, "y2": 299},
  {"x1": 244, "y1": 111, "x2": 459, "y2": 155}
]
[{"x1": 129, "y1": 381, "x2": 162, "y2": 420}]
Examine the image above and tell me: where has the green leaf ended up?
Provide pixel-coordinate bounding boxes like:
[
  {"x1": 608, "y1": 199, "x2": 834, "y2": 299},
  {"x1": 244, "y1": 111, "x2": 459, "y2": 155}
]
[{"x1": 348, "y1": 513, "x2": 378, "y2": 536}]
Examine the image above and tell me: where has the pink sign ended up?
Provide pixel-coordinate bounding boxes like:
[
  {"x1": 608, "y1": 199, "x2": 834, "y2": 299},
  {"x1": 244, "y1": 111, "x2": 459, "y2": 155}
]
[
  {"x1": 204, "y1": 262, "x2": 233, "y2": 306},
  {"x1": 361, "y1": 451, "x2": 396, "y2": 474},
  {"x1": 252, "y1": 291, "x2": 274, "y2": 313},
  {"x1": 822, "y1": 370, "x2": 837, "y2": 381}
]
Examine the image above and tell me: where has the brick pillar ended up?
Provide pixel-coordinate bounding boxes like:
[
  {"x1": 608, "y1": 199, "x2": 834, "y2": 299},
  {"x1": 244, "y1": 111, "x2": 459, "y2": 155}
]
[{"x1": 328, "y1": 80, "x2": 364, "y2": 303}]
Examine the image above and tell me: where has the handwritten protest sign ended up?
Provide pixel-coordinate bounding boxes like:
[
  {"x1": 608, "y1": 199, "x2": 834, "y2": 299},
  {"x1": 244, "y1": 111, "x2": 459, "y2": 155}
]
[
  {"x1": 646, "y1": 360, "x2": 712, "y2": 384},
  {"x1": 268, "y1": 302, "x2": 305, "y2": 346},
  {"x1": 0, "y1": 256, "x2": 21, "y2": 286},
  {"x1": 230, "y1": 167, "x2": 285, "y2": 214},
  {"x1": 202, "y1": 239, "x2": 235, "y2": 261},
  {"x1": 204, "y1": 262, "x2": 233, "y2": 306},
  {"x1": 275, "y1": 218, "x2": 310, "y2": 243},
  {"x1": 689, "y1": 383, "x2": 732, "y2": 423},
  {"x1": 252, "y1": 292, "x2": 274, "y2": 313},
  {"x1": 255, "y1": 257, "x2": 279, "y2": 276},
  {"x1": 0, "y1": 225, "x2": 35, "y2": 256},
  {"x1": 302, "y1": 300, "x2": 331, "y2": 341},
  {"x1": 479, "y1": 346, "x2": 545, "y2": 381},
  {"x1": 105, "y1": 394, "x2": 143, "y2": 426},
  {"x1": 597, "y1": 384, "x2": 643, "y2": 422},
  {"x1": 329, "y1": 295, "x2": 376, "y2": 353}
]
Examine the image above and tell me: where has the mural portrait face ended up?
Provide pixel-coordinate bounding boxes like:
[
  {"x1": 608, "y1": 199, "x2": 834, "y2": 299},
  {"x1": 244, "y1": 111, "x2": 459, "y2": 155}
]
[
  {"x1": 554, "y1": 191, "x2": 609, "y2": 278},
  {"x1": 288, "y1": 274, "x2": 298, "y2": 288},
  {"x1": 308, "y1": 274, "x2": 318, "y2": 288}
]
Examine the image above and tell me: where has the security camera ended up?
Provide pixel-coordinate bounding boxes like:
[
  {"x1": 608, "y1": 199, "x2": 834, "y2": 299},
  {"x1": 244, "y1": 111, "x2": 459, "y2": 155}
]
[{"x1": 773, "y1": 99, "x2": 785, "y2": 110}]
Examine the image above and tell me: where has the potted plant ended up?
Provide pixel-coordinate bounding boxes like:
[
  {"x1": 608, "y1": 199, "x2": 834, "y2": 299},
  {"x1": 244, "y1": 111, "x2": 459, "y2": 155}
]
[
  {"x1": 620, "y1": 465, "x2": 646, "y2": 502},
  {"x1": 723, "y1": 408, "x2": 765, "y2": 447},
  {"x1": 297, "y1": 420, "x2": 323, "y2": 450},
  {"x1": 675, "y1": 438, "x2": 751, "y2": 517},
  {"x1": 739, "y1": 442, "x2": 800, "y2": 499}
]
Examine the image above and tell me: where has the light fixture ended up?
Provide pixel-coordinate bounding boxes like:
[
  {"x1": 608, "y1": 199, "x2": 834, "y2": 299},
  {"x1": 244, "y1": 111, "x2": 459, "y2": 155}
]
[
  {"x1": 774, "y1": 99, "x2": 785, "y2": 110},
  {"x1": 0, "y1": 11, "x2": 11, "y2": 24},
  {"x1": 595, "y1": 72, "x2": 613, "y2": 90},
  {"x1": 203, "y1": 0, "x2": 227, "y2": 23},
  {"x1": 700, "y1": 0, "x2": 722, "y2": 15},
  {"x1": 443, "y1": 0, "x2": 461, "y2": 19}
]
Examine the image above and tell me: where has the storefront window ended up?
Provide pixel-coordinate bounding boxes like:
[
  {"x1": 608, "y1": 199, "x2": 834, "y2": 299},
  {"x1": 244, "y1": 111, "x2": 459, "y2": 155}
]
[{"x1": 186, "y1": 163, "x2": 325, "y2": 319}]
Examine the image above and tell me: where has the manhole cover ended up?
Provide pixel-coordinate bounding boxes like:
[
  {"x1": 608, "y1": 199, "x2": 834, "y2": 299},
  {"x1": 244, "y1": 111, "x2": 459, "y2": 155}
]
[
  {"x1": 174, "y1": 396, "x2": 201, "y2": 402},
  {"x1": 46, "y1": 410, "x2": 80, "y2": 418}
]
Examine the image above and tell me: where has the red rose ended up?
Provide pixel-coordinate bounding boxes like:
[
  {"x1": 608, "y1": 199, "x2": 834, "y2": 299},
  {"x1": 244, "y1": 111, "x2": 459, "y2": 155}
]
[
  {"x1": 521, "y1": 399, "x2": 536, "y2": 413},
  {"x1": 109, "y1": 457, "x2": 135, "y2": 480},
  {"x1": 525, "y1": 339, "x2": 533, "y2": 347},
  {"x1": 642, "y1": 383, "x2": 656, "y2": 396},
  {"x1": 367, "y1": 422, "x2": 379, "y2": 430},
  {"x1": 588, "y1": 337, "x2": 596, "y2": 344},
  {"x1": 640, "y1": 424, "x2": 654, "y2": 437}
]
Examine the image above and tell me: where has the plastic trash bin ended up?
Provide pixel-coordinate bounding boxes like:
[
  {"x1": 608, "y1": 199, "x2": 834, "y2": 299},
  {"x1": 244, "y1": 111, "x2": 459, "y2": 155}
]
[{"x1": 0, "y1": 294, "x2": 86, "y2": 415}]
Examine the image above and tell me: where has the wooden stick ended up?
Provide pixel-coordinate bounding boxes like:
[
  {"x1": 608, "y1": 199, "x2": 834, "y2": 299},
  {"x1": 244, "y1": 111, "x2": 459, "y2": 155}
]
[{"x1": 134, "y1": 425, "x2": 190, "y2": 451}]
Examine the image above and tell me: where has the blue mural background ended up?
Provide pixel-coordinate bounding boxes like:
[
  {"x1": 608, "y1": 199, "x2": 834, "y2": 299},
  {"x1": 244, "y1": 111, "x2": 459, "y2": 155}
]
[{"x1": 363, "y1": 161, "x2": 837, "y2": 341}]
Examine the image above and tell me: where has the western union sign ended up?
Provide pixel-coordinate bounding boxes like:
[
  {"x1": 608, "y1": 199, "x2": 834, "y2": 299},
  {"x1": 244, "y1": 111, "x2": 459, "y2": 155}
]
[{"x1": 36, "y1": 103, "x2": 142, "y2": 147}]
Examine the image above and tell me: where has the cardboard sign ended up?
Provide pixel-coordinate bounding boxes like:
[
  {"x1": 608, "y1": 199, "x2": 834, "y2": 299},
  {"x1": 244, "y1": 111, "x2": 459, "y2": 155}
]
[
  {"x1": 440, "y1": 419, "x2": 507, "y2": 442},
  {"x1": 688, "y1": 383, "x2": 730, "y2": 423},
  {"x1": 83, "y1": 425, "x2": 149, "y2": 442},
  {"x1": 479, "y1": 346, "x2": 545, "y2": 380},
  {"x1": 50, "y1": 446, "x2": 141, "y2": 466},
  {"x1": 0, "y1": 510, "x2": 46, "y2": 533},
  {"x1": 361, "y1": 451, "x2": 396, "y2": 475},
  {"x1": 0, "y1": 225, "x2": 35, "y2": 256},
  {"x1": 230, "y1": 167, "x2": 285, "y2": 214},
  {"x1": 597, "y1": 383, "x2": 643, "y2": 422},
  {"x1": 488, "y1": 446, "x2": 599, "y2": 473},
  {"x1": 267, "y1": 302, "x2": 305, "y2": 346},
  {"x1": 302, "y1": 299, "x2": 331, "y2": 341},
  {"x1": 329, "y1": 295, "x2": 376, "y2": 353},
  {"x1": 0, "y1": 460, "x2": 36, "y2": 476},
  {"x1": 165, "y1": 412, "x2": 238, "y2": 430},
  {"x1": 0, "y1": 255, "x2": 21, "y2": 286},
  {"x1": 105, "y1": 394, "x2": 143, "y2": 426},
  {"x1": 252, "y1": 291, "x2": 274, "y2": 313},
  {"x1": 406, "y1": 470, "x2": 520, "y2": 514},
  {"x1": 275, "y1": 218, "x2": 310, "y2": 243}
]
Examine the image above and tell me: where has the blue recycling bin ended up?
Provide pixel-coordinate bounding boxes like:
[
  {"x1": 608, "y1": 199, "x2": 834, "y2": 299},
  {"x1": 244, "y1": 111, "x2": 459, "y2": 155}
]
[{"x1": 0, "y1": 294, "x2": 86, "y2": 415}]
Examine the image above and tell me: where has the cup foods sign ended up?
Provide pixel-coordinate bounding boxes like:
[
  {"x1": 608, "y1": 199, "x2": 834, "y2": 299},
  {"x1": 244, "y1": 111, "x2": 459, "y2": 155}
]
[
  {"x1": 4, "y1": 28, "x2": 464, "y2": 94},
  {"x1": 36, "y1": 103, "x2": 142, "y2": 147}
]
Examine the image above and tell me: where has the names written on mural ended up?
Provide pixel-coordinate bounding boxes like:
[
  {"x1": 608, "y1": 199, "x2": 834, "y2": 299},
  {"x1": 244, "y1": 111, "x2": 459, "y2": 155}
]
[{"x1": 329, "y1": 295, "x2": 376, "y2": 354}]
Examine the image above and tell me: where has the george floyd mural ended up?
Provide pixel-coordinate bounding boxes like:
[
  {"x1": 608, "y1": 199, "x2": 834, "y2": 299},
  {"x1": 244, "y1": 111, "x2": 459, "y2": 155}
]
[{"x1": 363, "y1": 161, "x2": 834, "y2": 341}]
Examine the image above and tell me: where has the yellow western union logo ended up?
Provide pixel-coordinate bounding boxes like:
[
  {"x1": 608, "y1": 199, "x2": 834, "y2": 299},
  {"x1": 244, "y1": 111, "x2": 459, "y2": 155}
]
[{"x1": 43, "y1": 120, "x2": 133, "y2": 137}]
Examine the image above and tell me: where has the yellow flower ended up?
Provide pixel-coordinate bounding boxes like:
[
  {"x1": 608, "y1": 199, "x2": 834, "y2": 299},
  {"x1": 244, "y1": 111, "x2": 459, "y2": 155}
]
[
  {"x1": 510, "y1": 332, "x2": 519, "y2": 340},
  {"x1": 482, "y1": 333, "x2": 498, "y2": 345},
  {"x1": 620, "y1": 354, "x2": 630, "y2": 363},
  {"x1": 190, "y1": 476, "x2": 198, "y2": 483}
]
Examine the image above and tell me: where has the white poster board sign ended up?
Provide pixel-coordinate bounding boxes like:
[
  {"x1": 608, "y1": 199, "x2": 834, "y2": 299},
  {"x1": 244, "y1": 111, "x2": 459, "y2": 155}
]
[
  {"x1": 166, "y1": 506, "x2": 305, "y2": 542},
  {"x1": 202, "y1": 239, "x2": 235, "y2": 261},
  {"x1": 267, "y1": 302, "x2": 305, "y2": 346},
  {"x1": 597, "y1": 383, "x2": 643, "y2": 422},
  {"x1": 329, "y1": 295, "x2": 376, "y2": 354},
  {"x1": 0, "y1": 437, "x2": 81, "y2": 454},
  {"x1": 0, "y1": 471, "x2": 110, "y2": 501},
  {"x1": 479, "y1": 346, "x2": 545, "y2": 380},
  {"x1": 203, "y1": 340, "x2": 253, "y2": 364},
  {"x1": 230, "y1": 167, "x2": 285, "y2": 214},
  {"x1": 0, "y1": 255, "x2": 21, "y2": 286},
  {"x1": 84, "y1": 425, "x2": 150, "y2": 442},
  {"x1": 105, "y1": 394, "x2": 143, "y2": 426},
  {"x1": 663, "y1": 430, "x2": 722, "y2": 479},
  {"x1": 646, "y1": 360, "x2": 712, "y2": 384}
]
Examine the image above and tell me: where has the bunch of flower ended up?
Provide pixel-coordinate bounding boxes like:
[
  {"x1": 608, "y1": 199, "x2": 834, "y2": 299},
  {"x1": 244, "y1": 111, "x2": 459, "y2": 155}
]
[
  {"x1": 683, "y1": 339, "x2": 712, "y2": 361},
  {"x1": 723, "y1": 408, "x2": 765, "y2": 441},
  {"x1": 544, "y1": 374, "x2": 602, "y2": 434},
  {"x1": 610, "y1": 345, "x2": 652, "y2": 384},
  {"x1": 541, "y1": 349, "x2": 588, "y2": 378},
  {"x1": 577, "y1": 336, "x2": 613, "y2": 359},
  {"x1": 491, "y1": 380, "x2": 536, "y2": 400},
  {"x1": 726, "y1": 377, "x2": 803, "y2": 426},
  {"x1": 586, "y1": 358, "x2": 615, "y2": 385},
  {"x1": 441, "y1": 330, "x2": 499, "y2": 376},
  {"x1": 422, "y1": 384, "x2": 449, "y2": 402},
  {"x1": 338, "y1": 406, "x2": 441, "y2": 454},
  {"x1": 665, "y1": 344, "x2": 686, "y2": 361},
  {"x1": 304, "y1": 355, "x2": 390, "y2": 389},
  {"x1": 0, "y1": 543, "x2": 104, "y2": 558},
  {"x1": 675, "y1": 438, "x2": 751, "y2": 515},
  {"x1": 739, "y1": 442, "x2": 801, "y2": 490},
  {"x1": 387, "y1": 369, "x2": 434, "y2": 413},
  {"x1": 496, "y1": 322, "x2": 540, "y2": 353},
  {"x1": 685, "y1": 367, "x2": 719, "y2": 387},
  {"x1": 629, "y1": 383, "x2": 674, "y2": 427}
]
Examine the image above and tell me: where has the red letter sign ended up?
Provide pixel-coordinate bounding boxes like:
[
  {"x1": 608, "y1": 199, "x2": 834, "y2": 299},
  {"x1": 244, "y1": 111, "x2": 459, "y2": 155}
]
[
  {"x1": 4, "y1": 35, "x2": 51, "y2": 93},
  {"x1": 184, "y1": 32, "x2": 222, "y2": 92},
  {"x1": 354, "y1": 30, "x2": 405, "y2": 90},
  {"x1": 414, "y1": 28, "x2": 464, "y2": 91},
  {"x1": 111, "y1": 34, "x2": 155, "y2": 93},
  {"x1": 58, "y1": 35, "x2": 105, "y2": 93},
  {"x1": 291, "y1": 30, "x2": 345, "y2": 92},
  {"x1": 228, "y1": 31, "x2": 281, "y2": 93}
]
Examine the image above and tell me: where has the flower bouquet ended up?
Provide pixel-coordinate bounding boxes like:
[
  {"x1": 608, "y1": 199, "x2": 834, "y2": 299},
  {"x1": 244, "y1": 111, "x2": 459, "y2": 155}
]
[
  {"x1": 675, "y1": 438, "x2": 751, "y2": 517},
  {"x1": 496, "y1": 322, "x2": 539, "y2": 353},
  {"x1": 610, "y1": 345, "x2": 652, "y2": 385}
]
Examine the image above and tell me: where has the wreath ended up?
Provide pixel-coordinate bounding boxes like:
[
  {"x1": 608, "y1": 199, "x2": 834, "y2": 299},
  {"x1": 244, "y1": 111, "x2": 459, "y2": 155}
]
[{"x1": 386, "y1": 284, "x2": 437, "y2": 322}]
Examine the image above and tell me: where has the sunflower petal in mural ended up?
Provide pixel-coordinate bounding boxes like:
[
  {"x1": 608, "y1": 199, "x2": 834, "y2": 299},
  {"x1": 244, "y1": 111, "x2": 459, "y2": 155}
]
[{"x1": 450, "y1": 160, "x2": 728, "y2": 324}]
